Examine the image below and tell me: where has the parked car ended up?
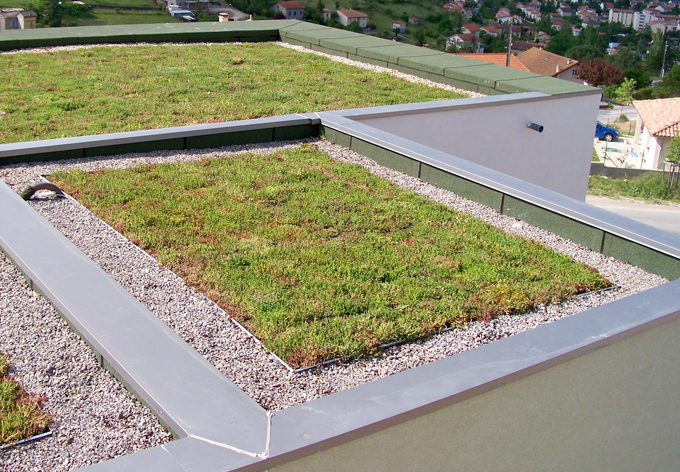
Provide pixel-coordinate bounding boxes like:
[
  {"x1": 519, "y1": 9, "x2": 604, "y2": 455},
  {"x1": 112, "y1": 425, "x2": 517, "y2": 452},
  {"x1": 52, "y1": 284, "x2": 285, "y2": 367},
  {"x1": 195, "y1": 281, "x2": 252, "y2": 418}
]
[{"x1": 595, "y1": 122, "x2": 620, "y2": 142}]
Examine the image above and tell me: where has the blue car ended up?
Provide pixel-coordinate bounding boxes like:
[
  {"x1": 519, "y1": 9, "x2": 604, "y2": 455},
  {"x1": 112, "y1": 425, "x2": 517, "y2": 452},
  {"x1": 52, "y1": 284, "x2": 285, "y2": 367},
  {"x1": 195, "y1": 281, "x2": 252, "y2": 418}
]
[{"x1": 595, "y1": 122, "x2": 620, "y2": 142}]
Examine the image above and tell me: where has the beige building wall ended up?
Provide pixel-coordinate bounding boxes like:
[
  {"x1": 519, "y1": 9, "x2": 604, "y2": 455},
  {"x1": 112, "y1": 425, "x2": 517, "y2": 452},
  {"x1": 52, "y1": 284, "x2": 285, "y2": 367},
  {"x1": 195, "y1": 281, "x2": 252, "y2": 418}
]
[{"x1": 270, "y1": 315, "x2": 680, "y2": 472}]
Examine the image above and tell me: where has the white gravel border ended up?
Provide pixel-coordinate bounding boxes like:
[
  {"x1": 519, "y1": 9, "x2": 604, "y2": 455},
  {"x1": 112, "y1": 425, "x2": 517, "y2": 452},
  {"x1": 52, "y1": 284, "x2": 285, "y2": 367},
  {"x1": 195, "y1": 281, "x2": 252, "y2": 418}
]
[
  {"x1": 0, "y1": 253, "x2": 172, "y2": 472},
  {"x1": 0, "y1": 139, "x2": 666, "y2": 415},
  {"x1": 275, "y1": 42, "x2": 485, "y2": 97}
]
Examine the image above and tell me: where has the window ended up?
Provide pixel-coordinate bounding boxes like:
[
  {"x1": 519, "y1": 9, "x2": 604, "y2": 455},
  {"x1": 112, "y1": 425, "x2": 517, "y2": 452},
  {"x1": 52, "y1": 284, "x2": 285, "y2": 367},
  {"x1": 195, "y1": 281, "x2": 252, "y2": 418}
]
[{"x1": 572, "y1": 69, "x2": 579, "y2": 76}]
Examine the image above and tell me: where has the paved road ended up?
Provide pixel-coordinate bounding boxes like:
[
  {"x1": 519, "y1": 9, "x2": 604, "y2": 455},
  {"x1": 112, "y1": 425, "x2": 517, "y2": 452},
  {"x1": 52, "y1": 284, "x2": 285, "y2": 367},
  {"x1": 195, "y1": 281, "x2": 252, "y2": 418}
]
[
  {"x1": 586, "y1": 195, "x2": 680, "y2": 236},
  {"x1": 597, "y1": 105, "x2": 638, "y2": 124}
]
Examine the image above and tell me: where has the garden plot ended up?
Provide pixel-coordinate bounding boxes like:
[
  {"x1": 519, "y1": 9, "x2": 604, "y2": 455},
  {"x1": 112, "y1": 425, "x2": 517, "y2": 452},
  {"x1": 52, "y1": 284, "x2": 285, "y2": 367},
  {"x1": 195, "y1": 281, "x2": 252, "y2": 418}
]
[{"x1": 0, "y1": 139, "x2": 666, "y2": 412}]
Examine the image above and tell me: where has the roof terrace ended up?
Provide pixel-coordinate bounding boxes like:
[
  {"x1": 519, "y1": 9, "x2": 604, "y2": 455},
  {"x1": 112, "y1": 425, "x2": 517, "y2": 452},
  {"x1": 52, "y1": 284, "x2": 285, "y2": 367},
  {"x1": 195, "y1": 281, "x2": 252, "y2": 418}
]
[{"x1": 1, "y1": 20, "x2": 680, "y2": 472}]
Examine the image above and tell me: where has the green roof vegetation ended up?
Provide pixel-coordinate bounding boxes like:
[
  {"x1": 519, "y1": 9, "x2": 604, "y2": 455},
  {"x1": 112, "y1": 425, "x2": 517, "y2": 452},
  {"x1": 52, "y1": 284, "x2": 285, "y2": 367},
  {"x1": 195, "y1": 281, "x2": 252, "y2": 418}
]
[
  {"x1": 0, "y1": 42, "x2": 466, "y2": 144},
  {"x1": 51, "y1": 144, "x2": 611, "y2": 368},
  {"x1": 0, "y1": 353, "x2": 52, "y2": 447}
]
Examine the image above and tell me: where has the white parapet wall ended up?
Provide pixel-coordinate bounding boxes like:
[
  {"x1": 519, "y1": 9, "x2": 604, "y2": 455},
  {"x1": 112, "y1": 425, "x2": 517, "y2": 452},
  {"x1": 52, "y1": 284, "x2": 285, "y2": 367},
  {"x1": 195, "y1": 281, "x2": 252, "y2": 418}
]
[{"x1": 342, "y1": 92, "x2": 601, "y2": 201}]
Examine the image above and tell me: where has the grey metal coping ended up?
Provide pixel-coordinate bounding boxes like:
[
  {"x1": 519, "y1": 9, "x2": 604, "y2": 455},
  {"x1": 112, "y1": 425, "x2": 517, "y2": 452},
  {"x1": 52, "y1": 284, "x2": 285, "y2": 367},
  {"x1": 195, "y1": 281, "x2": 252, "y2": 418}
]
[
  {"x1": 0, "y1": 181, "x2": 269, "y2": 457},
  {"x1": 0, "y1": 114, "x2": 320, "y2": 158},
  {"x1": 264, "y1": 278, "x2": 680, "y2": 466},
  {"x1": 314, "y1": 96, "x2": 680, "y2": 261}
]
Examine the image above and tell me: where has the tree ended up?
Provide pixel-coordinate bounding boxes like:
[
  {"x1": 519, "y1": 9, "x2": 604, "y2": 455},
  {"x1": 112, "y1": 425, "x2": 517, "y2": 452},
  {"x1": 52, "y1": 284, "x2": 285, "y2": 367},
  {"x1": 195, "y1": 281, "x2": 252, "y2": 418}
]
[
  {"x1": 606, "y1": 47, "x2": 641, "y2": 70},
  {"x1": 623, "y1": 69, "x2": 651, "y2": 89},
  {"x1": 655, "y1": 64, "x2": 680, "y2": 98},
  {"x1": 415, "y1": 29, "x2": 426, "y2": 46},
  {"x1": 614, "y1": 78, "x2": 636, "y2": 105},
  {"x1": 545, "y1": 24, "x2": 577, "y2": 56},
  {"x1": 30, "y1": 0, "x2": 63, "y2": 27},
  {"x1": 579, "y1": 58, "x2": 625, "y2": 86},
  {"x1": 565, "y1": 45, "x2": 603, "y2": 62},
  {"x1": 667, "y1": 135, "x2": 680, "y2": 165}
]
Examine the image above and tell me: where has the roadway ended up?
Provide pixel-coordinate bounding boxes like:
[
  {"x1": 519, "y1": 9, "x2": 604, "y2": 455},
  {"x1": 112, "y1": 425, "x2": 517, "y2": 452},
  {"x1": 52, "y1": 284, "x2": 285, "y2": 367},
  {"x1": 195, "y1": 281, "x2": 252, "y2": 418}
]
[{"x1": 586, "y1": 195, "x2": 680, "y2": 236}]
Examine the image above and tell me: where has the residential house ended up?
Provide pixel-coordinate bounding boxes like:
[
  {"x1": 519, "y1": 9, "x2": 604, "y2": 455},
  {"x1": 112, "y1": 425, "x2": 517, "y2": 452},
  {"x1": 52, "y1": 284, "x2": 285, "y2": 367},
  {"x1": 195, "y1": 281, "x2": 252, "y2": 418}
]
[
  {"x1": 552, "y1": 17, "x2": 565, "y2": 30},
  {"x1": 516, "y1": 47, "x2": 581, "y2": 83},
  {"x1": 496, "y1": 7, "x2": 513, "y2": 22},
  {"x1": 510, "y1": 40, "x2": 545, "y2": 54},
  {"x1": 633, "y1": 98, "x2": 680, "y2": 170},
  {"x1": 461, "y1": 22, "x2": 481, "y2": 36},
  {"x1": 408, "y1": 17, "x2": 419, "y2": 25},
  {"x1": 558, "y1": 5, "x2": 572, "y2": 16},
  {"x1": 0, "y1": 8, "x2": 36, "y2": 30},
  {"x1": 443, "y1": 3, "x2": 471, "y2": 18},
  {"x1": 480, "y1": 25, "x2": 502, "y2": 36},
  {"x1": 392, "y1": 20, "x2": 406, "y2": 33},
  {"x1": 322, "y1": 8, "x2": 331, "y2": 22},
  {"x1": 446, "y1": 33, "x2": 484, "y2": 53},
  {"x1": 609, "y1": 7, "x2": 635, "y2": 26},
  {"x1": 270, "y1": 1, "x2": 305, "y2": 19},
  {"x1": 600, "y1": 1, "x2": 615, "y2": 10},
  {"x1": 455, "y1": 52, "x2": 532, "y2": 71},
  {"x1": 536, "y1": 31, "x2": 551, "y2": 42},
  {"x1": 336, "y1": 9, "x2": 368, "y2": 27}
]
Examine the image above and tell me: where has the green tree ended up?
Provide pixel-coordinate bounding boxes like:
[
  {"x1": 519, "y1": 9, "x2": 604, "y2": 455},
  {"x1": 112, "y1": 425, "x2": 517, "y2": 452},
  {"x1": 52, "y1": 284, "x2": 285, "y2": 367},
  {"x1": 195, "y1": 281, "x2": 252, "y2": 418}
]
[
  {"x1": 655, "y1": 64, "x2": 680, "y2": 98},
  {"x1": 31, "y1": 0, "x2": 63, "y2": 27},
  {"x1": 667, "y1": 135, "x2": 680, "y2": 165},
  {"x1": 565, "y1": 44, "x2": 602, "y2": 62},
  {"x1": 623, "y1": 69, "x2": 651, "y2": 88},
  {"x1": 546, "y1": 23, "x2": 577, "y2": 56},
  {"x1": 614, "y1": 78, "x2": 635, "y2": 105},
  {"x1": 606, "y1": 47, "x2": 641, "y2": 70}
]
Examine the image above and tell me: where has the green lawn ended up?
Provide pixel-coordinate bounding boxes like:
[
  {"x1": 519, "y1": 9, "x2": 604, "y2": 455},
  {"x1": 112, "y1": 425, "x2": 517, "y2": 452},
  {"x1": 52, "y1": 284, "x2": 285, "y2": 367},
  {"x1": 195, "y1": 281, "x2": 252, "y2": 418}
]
[
  {"x1": 67, "y1": 9, "x2": 177, "y2": 27},
  {"x1": 0, "y1": 354, "x2": 52, "y2": 446},
  {"x1": 51, "y1": 145, "x2": 611, "y2": 368},
  {"x1": 0, "y1": 42, "x2": 464, "y2": 144}
]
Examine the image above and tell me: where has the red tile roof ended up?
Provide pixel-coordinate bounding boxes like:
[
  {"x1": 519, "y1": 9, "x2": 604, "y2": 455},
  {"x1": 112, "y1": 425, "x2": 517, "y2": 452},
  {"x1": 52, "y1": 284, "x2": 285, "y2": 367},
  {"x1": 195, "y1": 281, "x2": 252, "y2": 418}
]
[
  {"x1": 455, "y1": 53, "x2": 531, "y2": 71},
  {"x1": 276, "y1": 1, "x2": 304, "y2": 9},
  {"x1": 634, "y1": 98, "x2": 680, "y2": 138}
]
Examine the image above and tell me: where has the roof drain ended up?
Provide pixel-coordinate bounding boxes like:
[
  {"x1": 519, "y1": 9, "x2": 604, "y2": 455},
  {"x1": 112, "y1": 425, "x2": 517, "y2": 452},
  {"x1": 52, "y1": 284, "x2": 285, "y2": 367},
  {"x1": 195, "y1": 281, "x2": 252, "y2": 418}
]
[{"x1": 20, "y1": 182, "x2": 65, "y2": 201}]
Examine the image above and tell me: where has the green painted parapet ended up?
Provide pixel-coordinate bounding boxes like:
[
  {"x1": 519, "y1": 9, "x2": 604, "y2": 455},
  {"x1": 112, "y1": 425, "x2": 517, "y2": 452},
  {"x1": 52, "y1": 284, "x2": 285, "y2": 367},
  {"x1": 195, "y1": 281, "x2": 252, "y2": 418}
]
[
  {"x1": 0, "y1": 20, "x2": 295, "y2": 50},
  {"x1": 277, "y1": 21, "x2": 594, "y2": 97}
]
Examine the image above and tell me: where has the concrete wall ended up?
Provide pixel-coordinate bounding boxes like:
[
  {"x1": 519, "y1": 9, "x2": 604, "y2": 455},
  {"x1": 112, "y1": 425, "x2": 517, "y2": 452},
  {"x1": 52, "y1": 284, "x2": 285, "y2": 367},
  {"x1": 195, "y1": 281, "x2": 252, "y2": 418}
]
[
  {"x1": 351, "y1": 92, "x2": 600, "y2": 200},
  {"x1": 269, "y1": 314, "x2": 680, "y2": 472}
]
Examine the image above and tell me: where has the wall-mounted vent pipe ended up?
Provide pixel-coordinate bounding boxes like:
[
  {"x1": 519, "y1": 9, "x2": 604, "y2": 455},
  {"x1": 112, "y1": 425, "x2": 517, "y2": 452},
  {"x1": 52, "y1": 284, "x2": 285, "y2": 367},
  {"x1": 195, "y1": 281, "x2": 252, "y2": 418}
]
[
  {"x1": 20, "y1": 182, "x2": 65, "y2": 201},
  {"x1": 527, "y1": 122, "x2": 544, "y2": 133}
]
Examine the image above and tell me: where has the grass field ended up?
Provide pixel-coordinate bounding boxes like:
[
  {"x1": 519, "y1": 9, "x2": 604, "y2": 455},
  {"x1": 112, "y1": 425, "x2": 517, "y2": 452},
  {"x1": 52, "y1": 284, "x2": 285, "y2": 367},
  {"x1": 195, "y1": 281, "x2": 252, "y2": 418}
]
[
  {"x1": 51, "y1": 145, "x2": 611, "y2": 368},
  {"x1": 0, "y1": 42, "x2": 464, "y2": 144},
  {"x1": 589, "y1": 173, "x2": 680, "y2": 204},
  {"x1": 0, "y1": 354, "x2": 52, "y2": 446}
]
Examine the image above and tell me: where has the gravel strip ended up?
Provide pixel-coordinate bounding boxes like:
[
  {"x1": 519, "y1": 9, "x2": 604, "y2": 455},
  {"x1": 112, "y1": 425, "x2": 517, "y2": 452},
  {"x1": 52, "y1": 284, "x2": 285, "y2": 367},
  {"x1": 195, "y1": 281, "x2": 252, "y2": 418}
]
[
  {"x1": 0, "y1": 252, "x2": 172, "y2": 472},
  {"x1": 275, "y1": 42, "x2": 484, "y2": 97},
  {"x1": 0, "y1": 140, "x2": 666, "y2": 414}
]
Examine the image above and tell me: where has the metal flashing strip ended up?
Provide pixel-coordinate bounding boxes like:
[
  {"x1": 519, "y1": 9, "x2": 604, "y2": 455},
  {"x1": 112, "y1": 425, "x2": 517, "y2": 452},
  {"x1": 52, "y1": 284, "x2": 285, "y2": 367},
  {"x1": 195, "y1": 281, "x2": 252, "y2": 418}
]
[
  {"x1": 0, "y1": 114, "x2": 319, "y2": 159},
  {"x1": 262, "y1": 279, "x2": 680, "y2": 468},
  {"x1": 317, "y1": 108, "x2": 680, "y2": 262},
  {"x1": 0, "y1": 180, "x2": 269, "y2": 456}
]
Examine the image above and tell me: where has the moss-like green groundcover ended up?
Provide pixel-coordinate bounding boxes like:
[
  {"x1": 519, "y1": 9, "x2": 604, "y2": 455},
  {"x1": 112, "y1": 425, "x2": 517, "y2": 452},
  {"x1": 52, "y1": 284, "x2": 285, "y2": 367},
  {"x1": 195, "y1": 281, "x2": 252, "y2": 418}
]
[
  {"x1": 0, "y1": 42, "x2": 465, "y2": 144},
  {"x1": 50, "y1": 145, "x2": 610, "y2": 368},
  {"x1": 0, "y1": 354, "x2": 52, "y2": 447}
]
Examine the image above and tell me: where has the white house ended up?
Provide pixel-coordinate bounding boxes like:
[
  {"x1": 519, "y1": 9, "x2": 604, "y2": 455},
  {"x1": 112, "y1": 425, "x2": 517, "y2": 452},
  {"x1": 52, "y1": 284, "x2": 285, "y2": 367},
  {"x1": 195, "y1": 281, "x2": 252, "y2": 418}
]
[
  {"x1": 446, "y1": 33, "x2": 484, "y2": 53},
  {"x1": 634, "y1": 98, "x2": 680, "y2": 170},
  {"x1": 270, "y1": 1, "x2": 305, "y2": 19},
  {"x1": 336, "y1": 9, "x2": 368, "y2": 27}
]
